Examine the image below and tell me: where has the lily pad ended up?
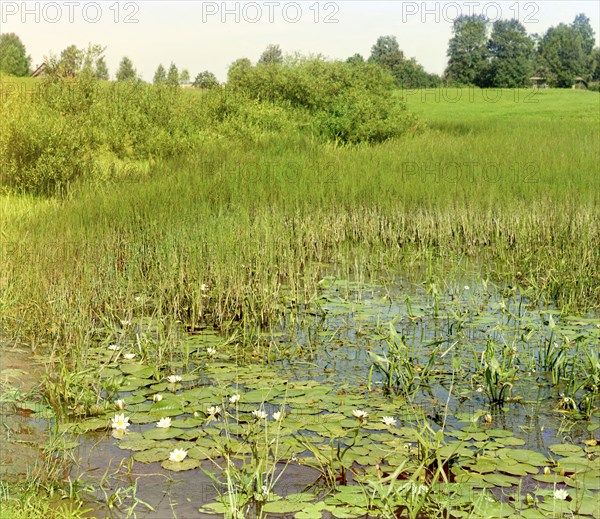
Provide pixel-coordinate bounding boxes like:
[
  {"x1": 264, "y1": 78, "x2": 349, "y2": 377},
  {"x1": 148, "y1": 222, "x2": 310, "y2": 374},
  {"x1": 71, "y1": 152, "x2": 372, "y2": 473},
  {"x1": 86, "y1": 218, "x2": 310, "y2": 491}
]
[
  {"x1": 548, "y1": 444, "x2": 584, "y2": 457},
  {"x1": 143, "y1": 427, "x2": 184, "y2": 440},
  {"x1": 161, "y1": 458, "x2": 201, "y2": 471},
  {"x1": 134, "y1": 447, "x2": 171, "y2": 463}
]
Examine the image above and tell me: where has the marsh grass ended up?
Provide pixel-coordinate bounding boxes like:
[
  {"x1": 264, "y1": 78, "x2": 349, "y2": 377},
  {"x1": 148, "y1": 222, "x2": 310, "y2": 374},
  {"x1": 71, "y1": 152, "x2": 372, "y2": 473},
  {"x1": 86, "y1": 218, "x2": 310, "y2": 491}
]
[{"x1": 0, "y1": 86, "x2": 598, "y2": 421}]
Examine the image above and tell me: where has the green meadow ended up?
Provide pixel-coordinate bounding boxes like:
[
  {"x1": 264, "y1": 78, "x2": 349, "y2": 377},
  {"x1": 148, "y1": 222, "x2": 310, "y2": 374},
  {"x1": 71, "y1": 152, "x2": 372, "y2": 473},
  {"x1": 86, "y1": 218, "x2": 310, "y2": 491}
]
[{"x1": 0, "y1": 75, "x2": 599, "y2": 518}]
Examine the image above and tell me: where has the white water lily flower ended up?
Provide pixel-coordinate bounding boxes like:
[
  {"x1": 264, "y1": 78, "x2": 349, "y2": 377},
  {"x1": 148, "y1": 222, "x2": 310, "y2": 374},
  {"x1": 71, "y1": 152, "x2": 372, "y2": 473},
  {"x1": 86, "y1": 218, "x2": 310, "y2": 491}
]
[
  {"x1": 169, "y1": 449, "x2": 188, "y2": 462},
  {"x1": 111, "y1": 413, "x2": 130, "y2": 432},
  {"x1": 229, "y1": 394, "x2": 240, "y2": 404},
  {"x1": 476, "y1": 386, "x2": 484, "y2": 393},
  {"x1": 352, "y1": 409, "x2": 368, "y2": 421},
  {"x1": 381, "y1": 416, "x2": 396, "y2": 427},
  {"x1": 108, "y1": 344, "x2": 120, "y2": 351},
  {"x1": 207, "y1": 406, "x2": 221, "y2": 416},
  {"x1": 464, "y1": 285, "x2": 470, "y2": 291},
  {"x1": 152, "y1": 394, "x2": 163, "y2": 403},
  {"x1": 553, "y1": 488, "x2": 568, "y2": 500},
  {"x1": 252, "y1": 409, "x2": 267, "y2": 420},
  {"x1": 167, "y1": 375, "x2": 182, "y2": 384},
  {"x1": 206, "y1": 347, "x2": 216, "y2": 356},
  {"x1": 156, "y1": 417, "x2": 172, "y2": 428},
  {"x1": 115, "y1": 399, "x2": 125, "y2": 411},
  {"x1": 272, "y1": 411, "x2": 282, "y2": 421},
  {"x1": 123, "y1": 353, "x2": 135, "y2": 360}
]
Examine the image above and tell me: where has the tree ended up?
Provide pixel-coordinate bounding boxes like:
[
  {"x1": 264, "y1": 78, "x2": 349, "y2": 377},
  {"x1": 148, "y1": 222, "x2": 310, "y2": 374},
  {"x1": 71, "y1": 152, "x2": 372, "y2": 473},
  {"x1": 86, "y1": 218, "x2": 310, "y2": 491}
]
[
  {"x1": 258, "y1": 44, "x2": 283, "y2": 65},
  {"x1": 368, "y1": 36, "x2": 405, "y2": 81},
  {"x1": 0, "y1": 33, "x2": 31, "y2": 76},
  {"x1": 537, "y1": 24, "x2": 586, "y2": 86},
  {"x1": 227, "y1": 58, "x2": 252, "y2": 85},
  {"x1": 368, "y1": 35, "x2": 436, "y2": 88},
  {"x1": 369, "y1": 35, "x2": 401, "y2": 62},
  {"x1": 179, "y1": 69, "x2": 190, "y2": 84},
  {"x1": 193, "y1": 70, "x2": 219, "y2": 88},
  {"x1": 488, "y1": 19, "x2": 534, "y2": 88},
  {"x1": 395, "y1": 58, "x2": 442, "y2": 88},
  {"x1": 44, "y1": 43, "x2": 104, "y2": 80},
  {"x1": 572, "y1": 14, "x2": 595, "y2": 56},
  {"x1": 346, "y1": 53, "x2": 365, "y2": 65},
  {"x1": 153, "y1": 64, "x2": 166, "y2": 84},
  {"x1": 94, "y1": 56, "x2": 109, "y2": 80},
  {"x1": 58, "y1": 44, "x2": 84, "y2": 78},
  {"x1": 166, "y1": 62, "x2": 179, "y2": 85},
  {"x1": 116, "y1": 56, "x2": 137, "y2": 81},
  {"x1": 592, "y1": 48, "x2": 600, "y2": 82},
  {"x1": 572, "y1": 13, "x2": 596, "y2": 77},
  {"x1": 445, "y1": 15, "x2": 490, "y2": 86}
]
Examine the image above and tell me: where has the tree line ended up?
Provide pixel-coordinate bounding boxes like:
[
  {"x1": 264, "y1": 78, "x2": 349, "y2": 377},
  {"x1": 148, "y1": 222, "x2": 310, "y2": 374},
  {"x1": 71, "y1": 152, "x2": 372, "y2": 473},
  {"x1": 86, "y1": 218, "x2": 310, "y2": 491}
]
[
  {"x1": 445, "y1": 13, "x2": 598, "y2": 87},
  {"x1": 1, "y1": 12, "x2": 598, "y2": 89}
]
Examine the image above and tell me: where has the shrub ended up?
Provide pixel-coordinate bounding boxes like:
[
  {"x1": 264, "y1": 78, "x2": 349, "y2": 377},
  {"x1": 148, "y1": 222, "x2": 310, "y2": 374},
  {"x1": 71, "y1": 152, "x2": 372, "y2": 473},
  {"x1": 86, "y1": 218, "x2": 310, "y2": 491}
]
[{"x1": 228, "y1": 59, "x2": 418, "y2": 143}]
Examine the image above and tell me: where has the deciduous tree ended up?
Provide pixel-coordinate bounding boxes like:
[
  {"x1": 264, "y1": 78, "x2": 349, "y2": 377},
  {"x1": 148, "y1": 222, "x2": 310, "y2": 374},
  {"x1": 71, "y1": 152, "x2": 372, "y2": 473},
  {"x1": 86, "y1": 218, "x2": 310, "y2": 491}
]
[
  {"x1": 258, "y1": 44, "x2": 283, "y2": 65},
  {"x1": 445, "y1": 15, "x2": 490, "y2": 86},
  {"x1": 0, "y1": 33, "x2": 31, "y2": 76},
  {"x1": 488, "y1": 19, "x2": 534, "y2": 87}
]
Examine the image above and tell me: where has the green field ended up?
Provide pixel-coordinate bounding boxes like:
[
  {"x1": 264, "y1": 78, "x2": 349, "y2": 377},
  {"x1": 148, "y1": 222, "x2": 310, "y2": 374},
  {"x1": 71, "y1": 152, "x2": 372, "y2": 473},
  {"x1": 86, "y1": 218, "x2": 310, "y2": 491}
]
[{"x1": 1, "y1": 78, "x2": 599, "y2": 518}]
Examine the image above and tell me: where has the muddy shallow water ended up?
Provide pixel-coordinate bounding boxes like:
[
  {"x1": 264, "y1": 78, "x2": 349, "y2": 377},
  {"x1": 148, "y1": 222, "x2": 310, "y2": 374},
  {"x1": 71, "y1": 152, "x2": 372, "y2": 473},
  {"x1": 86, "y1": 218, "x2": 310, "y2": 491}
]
[{"x1": 12, "y1": 275, "x2": 600, "y2": 518}]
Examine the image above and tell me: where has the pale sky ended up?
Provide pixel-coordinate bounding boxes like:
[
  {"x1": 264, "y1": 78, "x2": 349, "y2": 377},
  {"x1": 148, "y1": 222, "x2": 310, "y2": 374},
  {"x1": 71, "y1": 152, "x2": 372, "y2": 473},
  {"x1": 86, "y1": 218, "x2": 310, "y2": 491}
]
[{"x1": 1, "y1": 1, "x2": 599, "y2": 81}]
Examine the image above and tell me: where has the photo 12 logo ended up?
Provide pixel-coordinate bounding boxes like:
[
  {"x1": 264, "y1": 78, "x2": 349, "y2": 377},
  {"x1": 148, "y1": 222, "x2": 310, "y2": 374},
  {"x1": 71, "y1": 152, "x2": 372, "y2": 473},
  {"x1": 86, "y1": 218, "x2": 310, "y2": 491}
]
[
  {"x1": 401, "y1": 1, "x2": 539, "y2": 23},
  {"x1": 1, "y1": 1, "x2": 140, "y2": 24},
  {"x1": 201, "y1": 1, "x2": 340, "y2": 23}
]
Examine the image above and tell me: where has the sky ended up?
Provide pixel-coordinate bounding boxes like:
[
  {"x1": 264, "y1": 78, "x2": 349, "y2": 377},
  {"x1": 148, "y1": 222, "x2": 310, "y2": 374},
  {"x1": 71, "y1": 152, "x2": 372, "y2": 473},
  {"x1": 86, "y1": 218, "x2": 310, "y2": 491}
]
[{"x1": 1, "y1": 1, "x2": 599, "y2": 81}]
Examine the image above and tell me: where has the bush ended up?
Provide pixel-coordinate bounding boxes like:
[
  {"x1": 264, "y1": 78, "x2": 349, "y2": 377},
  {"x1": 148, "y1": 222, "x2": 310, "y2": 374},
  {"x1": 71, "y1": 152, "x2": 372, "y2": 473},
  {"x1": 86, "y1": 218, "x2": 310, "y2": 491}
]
[
  {"x1": 0, "y1": 60, "x2": 420, "y2": 194},
  {"x1": 228, "y1": 59, "x2": 418, "y2": 143}
]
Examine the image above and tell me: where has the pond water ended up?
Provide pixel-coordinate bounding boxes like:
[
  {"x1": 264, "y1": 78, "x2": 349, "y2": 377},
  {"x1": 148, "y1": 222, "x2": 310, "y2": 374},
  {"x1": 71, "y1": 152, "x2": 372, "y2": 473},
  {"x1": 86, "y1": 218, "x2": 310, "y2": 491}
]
[{"x1": 45, "y1": 275, "x2": 600, "y2": 517}]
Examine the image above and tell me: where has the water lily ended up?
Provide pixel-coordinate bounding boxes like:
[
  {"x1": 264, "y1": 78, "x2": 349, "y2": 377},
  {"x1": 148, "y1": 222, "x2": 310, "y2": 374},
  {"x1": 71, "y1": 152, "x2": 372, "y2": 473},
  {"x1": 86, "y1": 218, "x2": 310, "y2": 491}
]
[
  {"x1": 115, "y1": 399, "x2": 125, "y2": 411},
  {"x1": 108, "y1": 344, "x2": 120, "y2": 351},
  {"x1": 544, "y1": 467, "x2": 551, "y2": 475},
  {"x1": 352, "y1": 409, "x2": 368, "y2": 422},
  {"x1": 272, "y1": 411, "x2": 282, "y2": 421},
  {"x1": 229, "y1": 394, "x2": 240, "y2": 404},
  {"x1": 169, "y1": 449, "x2": 188, "y2": 462},
  {"x1": 156, "y1": 417, "x2": 172, "y2": 428},
  {"x1": 553, "y1": 488, "x2": 568, "y2": 500},
  {"x1": 207, "y1": 347, "x2": 216, "y2": 356},
  {"x1": 152, "y1": 394, "x2": 163, "y2": 403},
  {"x1": 464, "y1": 285, "x2": 470, "y2": 291},
  {"x1": 484, "y1": 413, "x2": 493, "y2": 424},
  {"x1": 207, "y1": 405, "x2": 221, "y2": 417},
  {"x1": 381, "y1": 416, "x2": 396, "y2": 427},
  {"x1": 167, "y1": 375, "x2": 182, "y2": 384},
  {"x1": 252, "y1": 409, "x2": 267, "y2": 420},
  {"x1": 123, "y1": 353, "x2": 135, "y2": 360},
  {"x1": 111, "y1": 413, "x2": 130, "y2": 432},
  {"x1": 476, "y1": 386, "x2": 483, "y2": 393}
]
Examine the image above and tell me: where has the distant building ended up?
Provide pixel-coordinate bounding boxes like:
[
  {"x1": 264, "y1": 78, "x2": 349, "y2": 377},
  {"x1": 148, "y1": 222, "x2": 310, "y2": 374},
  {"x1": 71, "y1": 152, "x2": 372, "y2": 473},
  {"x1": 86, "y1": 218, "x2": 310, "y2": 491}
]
[
  {"x1": 573, "y1": 77, "x2": 588, "y2": 90},
  {"x1": 530, "y1": 77, "x2": 547, "y2": 89},
  {"x1": 31, "y1": 62, "x2": 47, "y2": 78}
]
